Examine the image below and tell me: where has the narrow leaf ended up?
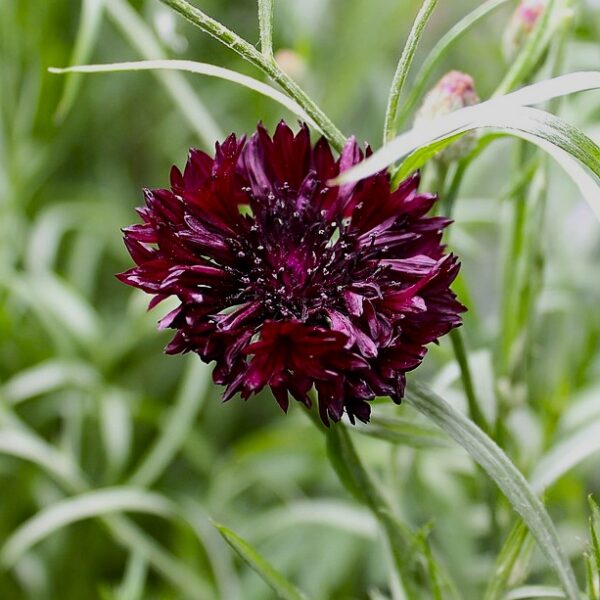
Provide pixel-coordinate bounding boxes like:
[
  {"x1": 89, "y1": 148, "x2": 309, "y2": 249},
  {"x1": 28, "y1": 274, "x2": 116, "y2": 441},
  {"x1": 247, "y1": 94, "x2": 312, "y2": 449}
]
[
  {"x1": 405, "y1": 383, "x2": 580, "y2": 600},
  {"x1": 590, "y1": 497, "x2": 600, "y2": 580},
  {"x1": 49, "y1": 59, "x2": 317, "y2": 129},
  {"x1": 505, "y1": 585, "x2": 565, "y2": 599},
  {"x1": 1, "y1": 488, "x2": 175, "y2": 567},
  {"x1": 334, "y1": 103, "x2": 600, "y2": 221},
  {"x1": 214, "y1": 523, "x2": 309, "y2": 600},
  {"x1": 55, "y1": 0, "x2": 105, "y2": 122},
  {"x1": 129, "y1": 356, "x2": 211, "y2": 487},
  {"x1": 0, "y1": 428, "x2": 85, "y2": 492},
  {"x1": 484, "y1": 521, "x2": 529, "y2": 600},
  {"x1": 104, "y1": 0, "x2": 223, "y2": 145},
  {"x1": 355, "y1": 416, "x2": 450, "y2": 448},
  {"x1": 530, "y1": 420, "x2": 600, "y2": 493}
]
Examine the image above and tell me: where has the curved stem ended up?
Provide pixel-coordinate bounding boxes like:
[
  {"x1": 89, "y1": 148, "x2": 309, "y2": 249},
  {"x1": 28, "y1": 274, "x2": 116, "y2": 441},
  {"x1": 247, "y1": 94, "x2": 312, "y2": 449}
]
[
  {"x1": 395, "y1": 0, "x2": 511, "y2": 130},
  {"x1": 159, "y1": 0, "x2": 346, "y2": 150},
  {"x1": 383, "y1": 0, "x2": 439, "y2": 144}
]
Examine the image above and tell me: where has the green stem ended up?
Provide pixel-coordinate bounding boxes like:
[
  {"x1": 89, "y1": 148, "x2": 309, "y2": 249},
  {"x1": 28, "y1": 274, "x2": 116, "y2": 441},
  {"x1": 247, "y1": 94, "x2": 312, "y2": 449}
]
[
  {"x1": 494, "y1": 0, "x2": 557, "y2": 95},
  {"x1": 450, "y1": 329, "x2": 492, "y2": 437},
  {"x1": 304, "y1": 405, "x2": 422, "y2": 598},
  {"x1": 383, "y1": 0, "x2": 439, "y2": 144},
  {"x1": 257, "y1": 0, "x2": 274, "y2": 58},
  {"x1": 159, "y1": 0, "x2": 346, "y2": 150},
  {"x1": 395, "y1": 0, "x2": 511, "y2": 130}
]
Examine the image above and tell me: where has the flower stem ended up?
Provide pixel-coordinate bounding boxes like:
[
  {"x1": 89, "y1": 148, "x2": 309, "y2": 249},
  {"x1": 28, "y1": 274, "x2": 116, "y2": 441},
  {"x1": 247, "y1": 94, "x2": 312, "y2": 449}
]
[
  {"x1": 159, "y1": 0, "x2": 347, "y2": 150},
  {"x1": 257, "y1": 0, "x2": 274, "y2": 58},
  {"x1": 395, "y1": 0, "x2": 511, "y2": 130},
  {"x1": 494, "y1": 0, "x2": 557, "y2": 95},
  {"x1": 383, "y1": 0, "x2": 439, "y2": 144},
  {"x1": 450, "y1": 329, "x2": 492, "y2": 437}
]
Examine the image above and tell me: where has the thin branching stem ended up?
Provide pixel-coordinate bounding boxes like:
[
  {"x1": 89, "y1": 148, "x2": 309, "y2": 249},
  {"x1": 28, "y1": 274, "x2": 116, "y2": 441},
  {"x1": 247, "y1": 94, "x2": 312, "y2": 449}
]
[
  {"x1": 257, "y1": 0, "x2": 274, "y2": 58},
  {"x1": 159, "y1": 0, "x2": 346, "y2": 150},
  {"x1": 383, "y1": 0, "x2": 439, "y2": 144}
]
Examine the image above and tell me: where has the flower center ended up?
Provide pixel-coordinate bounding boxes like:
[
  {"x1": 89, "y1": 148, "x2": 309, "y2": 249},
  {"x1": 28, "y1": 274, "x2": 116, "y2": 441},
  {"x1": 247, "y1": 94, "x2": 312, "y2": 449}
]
[{"x1": 227, "y1": 184, "x2": 357, "y2": 320}]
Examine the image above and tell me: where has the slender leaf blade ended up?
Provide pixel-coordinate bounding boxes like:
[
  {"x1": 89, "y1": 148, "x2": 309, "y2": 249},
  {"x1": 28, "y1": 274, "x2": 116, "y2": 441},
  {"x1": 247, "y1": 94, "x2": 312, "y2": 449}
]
[
  {"x1": 1, "y1": 488, "x2": 175, "y2": 567},
  {"x1": 49, "y1": 59, "x2": 318, "y2": 130},
  {"x1": 405, "y1": 383, "x2": 580, "y2": 600},
  {"x1": 214, "y1": 523, "x2": 309, "y2": 600}
]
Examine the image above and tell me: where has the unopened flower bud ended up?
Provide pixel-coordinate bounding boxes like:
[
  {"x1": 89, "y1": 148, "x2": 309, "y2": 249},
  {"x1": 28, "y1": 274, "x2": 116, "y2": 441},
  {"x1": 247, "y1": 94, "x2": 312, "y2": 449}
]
[
  {"x1": 415, "y1": 70, "x2": 480, "y2": 164},
  {"x1": 274, "y1": 49, "x2": 307, "y2": 82},
  {"x1": 503, "y1": 0, "x2": 546, "y2": 62}
]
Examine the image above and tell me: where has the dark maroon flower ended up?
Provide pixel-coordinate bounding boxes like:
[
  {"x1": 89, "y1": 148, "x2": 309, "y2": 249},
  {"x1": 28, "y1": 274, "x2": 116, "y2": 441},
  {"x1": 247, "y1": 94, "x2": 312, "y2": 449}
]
[{"x1": 118, "y1": 121, "x2": 464, "y2": 424}]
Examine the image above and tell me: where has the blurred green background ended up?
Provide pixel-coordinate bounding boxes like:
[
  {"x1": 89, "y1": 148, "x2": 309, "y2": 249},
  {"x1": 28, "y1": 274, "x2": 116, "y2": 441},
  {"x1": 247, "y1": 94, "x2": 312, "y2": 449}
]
[{"x1": 1, "y1": 0, "x2": 600, "y2": 598}]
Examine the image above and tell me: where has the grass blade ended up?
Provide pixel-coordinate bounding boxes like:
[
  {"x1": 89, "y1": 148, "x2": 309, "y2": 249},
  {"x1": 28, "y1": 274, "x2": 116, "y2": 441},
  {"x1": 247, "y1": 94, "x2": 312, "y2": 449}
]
[
  {"x1": 530, "y1": 420, "x2": 600, "y2": 493},
  {"x1": 214, "y1": 523, "x2": 309, "y2": 600},
  {"x1": 405, "y1": 382, "x2": 580, "y2": 600},
  {"x1": 55, "y1": 0, "x2": 105, "y2": 122},
  {"x1": 0, "y1": 428, "x2": 86, "y2": 492},
  {"x1": 1, "y1": 488, "x2": 175, "y2": 568},
  {"x1": 104, "y1": 0, "x2": 222, "y2": 146},
  {"x1": 333, "y1": 103, "x2": 600, "y2": 221},
  {"x1": 505, "y1": 585, "x2": 565, "y2": 599},
  {"x1": 129, "y1": 356, "x2": 211, "y2": 487},
  {"x1": 484, "y1": 521, "x2": 529, "y2": 600},
  {"x1": 49, "y1": 59, "x2": 318, "y2": 130}
]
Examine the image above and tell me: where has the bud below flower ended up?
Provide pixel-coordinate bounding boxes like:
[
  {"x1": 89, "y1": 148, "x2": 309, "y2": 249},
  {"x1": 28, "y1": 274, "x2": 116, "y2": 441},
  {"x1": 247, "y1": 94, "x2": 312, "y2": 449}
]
[
  {"x1": 415, "y1": 70, "x2": 480, "y2": 164},
  {"x1": 503, "y1": 0, "x2": 546, "y2": 62},
  {"x1": 274, "y1": 49, "x2": 307, "y2": 82}
]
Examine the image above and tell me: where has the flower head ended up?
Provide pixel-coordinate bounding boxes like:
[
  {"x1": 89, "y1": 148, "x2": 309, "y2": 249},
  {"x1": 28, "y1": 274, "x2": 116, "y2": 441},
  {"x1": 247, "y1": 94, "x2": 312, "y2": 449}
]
[{"x1": 118, "y1": 121, "x2": 464, "y2": 424}]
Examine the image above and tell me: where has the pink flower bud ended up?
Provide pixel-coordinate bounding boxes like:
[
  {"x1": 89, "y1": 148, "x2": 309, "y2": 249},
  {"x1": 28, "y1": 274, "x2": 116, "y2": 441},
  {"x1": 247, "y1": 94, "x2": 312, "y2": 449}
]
[
  {"x1": 415, "y1": 71, "x2": 480, "y2": 163},
  {"x1": 503, "y1": 0, "x2": 546, "y2": 61}
]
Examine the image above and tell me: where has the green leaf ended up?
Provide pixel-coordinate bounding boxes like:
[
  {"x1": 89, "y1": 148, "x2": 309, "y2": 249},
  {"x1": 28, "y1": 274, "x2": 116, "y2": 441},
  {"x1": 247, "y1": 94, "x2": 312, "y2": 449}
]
[
  {"x1": 99, "y1": 388, "x2": 133, "y2": 482},
  {"x1": 1, "y1": 488, "x2": 175, "y2": 568},
  {"x1": 504, "y1": 585, "x2": 565, "y2": 599},
  {"x1": 325, "y1": 425, "x2": 420, "y2": 599},
  {"x1": 484, "y1": 521, "x2": 530, "y2": 600},
  {"x1": 214, "y1": 523, "x2": 309, "y2": 600},
  {"x1": 55, "y1": 0, "x2": 105, "y2": 122},
  {"x1": 0, "y1": 428, "x2": 86, "y2": 492},
  {"x1": 128, "y1": 356, "x2": 211, "y2": 487},
  {"x1": 585, "y1": 553, "x2": 598, "y2": 600},
  {"x1": 116, "y1": 551, "x2": 148, "y2": 600},
  {"x1": 49, "y1": 59, "x2": 318, "y2": 130},
  {"x1": 530, "y1": 420, "x2": 600, "y2": 493},
  {"x1": 354, "y1": 415, "x2": 450, "y2": 448},
  {"x1": 590, "y1": 497, "x2": 600, "y2": 582},
  {"x1": 104, "y1": 0, "x2": 223, "y2": 146},
  {"x1": 405, "y1": 383, "x2": 580, "y2": 600},
  {"x1": 334, "y1": 102, "x2": 600, "y2": 221},
  {"x1": 1, "y1": 359, "x2": 97, "y2": 405}
]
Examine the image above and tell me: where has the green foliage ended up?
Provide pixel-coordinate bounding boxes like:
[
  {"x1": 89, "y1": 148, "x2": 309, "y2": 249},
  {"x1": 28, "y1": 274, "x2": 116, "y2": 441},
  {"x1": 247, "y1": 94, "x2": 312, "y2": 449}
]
[{"x1": 1, "y1": 0, "x2": 600, "y2": 598}]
